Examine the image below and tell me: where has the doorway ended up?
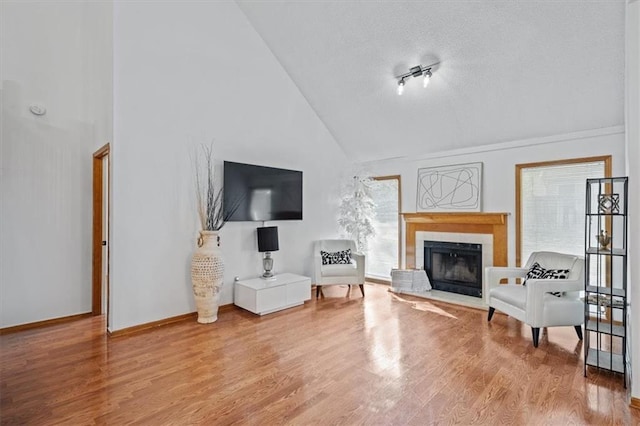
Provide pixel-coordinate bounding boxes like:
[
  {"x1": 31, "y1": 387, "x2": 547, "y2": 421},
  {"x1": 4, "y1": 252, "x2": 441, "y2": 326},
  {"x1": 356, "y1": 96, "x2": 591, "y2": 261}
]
[{"x1": 92, "y1": 143, "x2": 110, "y2": 328}]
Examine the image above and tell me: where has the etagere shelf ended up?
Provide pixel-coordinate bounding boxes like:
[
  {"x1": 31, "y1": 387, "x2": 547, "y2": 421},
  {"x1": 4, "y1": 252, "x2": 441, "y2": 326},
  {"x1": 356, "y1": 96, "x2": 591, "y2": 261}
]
[{"x1": 583, "y1": 177, "x2": 628, "y2": 386}]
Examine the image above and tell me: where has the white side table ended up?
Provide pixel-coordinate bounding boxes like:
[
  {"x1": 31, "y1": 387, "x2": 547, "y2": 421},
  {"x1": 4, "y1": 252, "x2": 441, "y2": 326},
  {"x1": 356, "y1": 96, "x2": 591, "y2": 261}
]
[{"x1": 234, "y1": 273, "x2": 311, "y2": 315}]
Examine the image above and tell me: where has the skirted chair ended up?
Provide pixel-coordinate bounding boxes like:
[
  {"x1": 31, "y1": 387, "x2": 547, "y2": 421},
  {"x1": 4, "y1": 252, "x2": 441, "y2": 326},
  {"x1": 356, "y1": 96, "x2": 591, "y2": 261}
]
[
  {"x1": 312, "y1": 239, "x2": 365, "y2": 298},
  {"x1": 485, "y1": 251, "x2": 584, "y2": 347}
]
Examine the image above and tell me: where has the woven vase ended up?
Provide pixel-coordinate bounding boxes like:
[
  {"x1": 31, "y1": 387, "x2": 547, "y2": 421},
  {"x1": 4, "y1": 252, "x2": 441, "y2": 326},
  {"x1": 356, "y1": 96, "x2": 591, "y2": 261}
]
[{"x1": 191, "y1": 230, "x2": 224, "y2": 323}]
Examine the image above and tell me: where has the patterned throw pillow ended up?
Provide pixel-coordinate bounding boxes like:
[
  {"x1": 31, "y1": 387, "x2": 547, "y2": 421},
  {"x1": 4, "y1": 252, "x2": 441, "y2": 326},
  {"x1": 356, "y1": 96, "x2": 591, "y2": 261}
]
[
  {"x1": 523, "y1": 262, "x2": 569, "y2": 297},
  {"x1": 523, "y1": 262, "x2": 546, "y2": 284},
  {"x1": 321, "y1": 249, "x2": 352, "y2": 265},
  {"x1": 542, "y1": 268, "x2": 570, "y2": 297},
  {"x1": 542, "y1": 269, "x2": 570, "y2": 279}
]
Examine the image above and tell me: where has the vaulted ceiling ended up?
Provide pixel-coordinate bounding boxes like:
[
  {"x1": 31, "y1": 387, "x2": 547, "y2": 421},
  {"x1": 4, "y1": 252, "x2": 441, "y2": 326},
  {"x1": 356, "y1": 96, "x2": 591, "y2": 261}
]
[{"x1": 236, "y1": 1, "x2": 625, "y2": 162}]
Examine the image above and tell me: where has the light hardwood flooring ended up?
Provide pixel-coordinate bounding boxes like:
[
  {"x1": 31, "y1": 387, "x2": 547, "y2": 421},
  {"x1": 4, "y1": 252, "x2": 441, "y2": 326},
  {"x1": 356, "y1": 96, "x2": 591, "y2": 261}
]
[{"x1": 1, "y1": 283, "x2": 638, "y2": 425}]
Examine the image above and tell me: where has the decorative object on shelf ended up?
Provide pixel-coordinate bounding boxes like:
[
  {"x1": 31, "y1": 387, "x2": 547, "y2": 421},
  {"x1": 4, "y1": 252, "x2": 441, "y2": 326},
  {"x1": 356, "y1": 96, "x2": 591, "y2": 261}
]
[
  {"x1": 417, "y1": 162, "x2": 482, "y2": 212},
  {"x1": 596, "y1": 229, "x2": 611, "y2": 250},
  {"x1": 584, "y1": 176, "x2": 628, "y2": 386},
  {"x1": 395, "y1": 62, "x2": 439, "y2": 95},
  {"x1": 338, "y1": 173, "x2": 375, "y2": 252},
  {"x1": 257, "y1": 226, "x2": 279, "y2": 279},
  {"x1": 598, "y1": 193, "x2": 620, "y2": 214},
  {"x1": 583, "y1": 294, "x2": 625, "y2": 308},
  {"x1": 190, "y1": 143, "x2": 236, "y2": 324}
]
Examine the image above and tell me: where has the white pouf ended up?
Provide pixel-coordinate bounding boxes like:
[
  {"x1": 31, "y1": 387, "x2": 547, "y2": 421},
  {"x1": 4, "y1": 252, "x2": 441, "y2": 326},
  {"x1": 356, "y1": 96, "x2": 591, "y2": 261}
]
[{"x1": 390, "y1": 269, "x2": 432, "y2": 293}]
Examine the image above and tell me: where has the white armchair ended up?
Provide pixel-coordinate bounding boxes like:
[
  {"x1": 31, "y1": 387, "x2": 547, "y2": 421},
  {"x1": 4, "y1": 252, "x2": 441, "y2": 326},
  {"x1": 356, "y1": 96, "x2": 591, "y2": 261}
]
[
  {"x1": 485, "y1": 251, "x2": 584, "y2": 347},
  {"x1": 312, "y1": 239, "x2": 365, "y2": 298}
]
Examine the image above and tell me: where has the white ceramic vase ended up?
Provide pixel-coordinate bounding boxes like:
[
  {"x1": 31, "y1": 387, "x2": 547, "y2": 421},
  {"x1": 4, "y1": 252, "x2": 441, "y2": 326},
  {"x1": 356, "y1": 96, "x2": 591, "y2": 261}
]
[{"x1": 191, "y1": 230, "x2": 224, "y2": 323}]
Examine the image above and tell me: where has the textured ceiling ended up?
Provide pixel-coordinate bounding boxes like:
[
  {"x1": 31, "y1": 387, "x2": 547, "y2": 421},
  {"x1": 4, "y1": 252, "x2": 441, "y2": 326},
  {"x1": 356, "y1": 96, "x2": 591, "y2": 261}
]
[{"x1": 236, "y1": 1, "x2": 625, "y2": 162}]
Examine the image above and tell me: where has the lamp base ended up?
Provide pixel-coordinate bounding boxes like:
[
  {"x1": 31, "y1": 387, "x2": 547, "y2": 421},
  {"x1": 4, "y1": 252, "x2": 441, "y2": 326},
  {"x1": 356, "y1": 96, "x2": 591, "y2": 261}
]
[{"x1": 261, "y1": 252, "x2": 275, "y2": 280}]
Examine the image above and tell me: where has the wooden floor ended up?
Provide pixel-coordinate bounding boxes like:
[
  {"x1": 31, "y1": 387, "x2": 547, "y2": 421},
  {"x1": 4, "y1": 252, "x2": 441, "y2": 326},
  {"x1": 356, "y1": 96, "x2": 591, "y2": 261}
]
[{"x1": 1, "y1": 283, "x2": 638, "y2": 425}]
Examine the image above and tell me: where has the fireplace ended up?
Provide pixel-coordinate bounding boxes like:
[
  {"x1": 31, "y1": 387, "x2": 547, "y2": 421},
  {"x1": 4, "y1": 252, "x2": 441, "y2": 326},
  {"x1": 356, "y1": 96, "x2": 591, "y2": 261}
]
[{"x1": 423, "y1": 241, "x2": 483, "y2": 298}]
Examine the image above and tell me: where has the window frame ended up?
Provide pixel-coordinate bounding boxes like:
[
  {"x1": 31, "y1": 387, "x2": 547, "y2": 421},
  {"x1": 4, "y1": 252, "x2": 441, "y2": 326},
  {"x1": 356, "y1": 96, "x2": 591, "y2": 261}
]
[
  {"x1": 365, "y1": 175, "x2": 401, "y2": 282},
  {"x1": 515, "y1": 155, "x2": 612, "y2": 267}
]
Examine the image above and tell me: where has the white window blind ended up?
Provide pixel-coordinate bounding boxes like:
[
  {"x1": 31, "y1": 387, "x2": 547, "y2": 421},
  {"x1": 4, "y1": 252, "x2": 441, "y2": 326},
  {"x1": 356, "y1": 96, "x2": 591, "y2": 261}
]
[
  {"x1": 366, "y1": 178, "x2": 399, "y2": 279},
  {"x1": 521, "y1": 161, "x2": 605, "y2": 265}
]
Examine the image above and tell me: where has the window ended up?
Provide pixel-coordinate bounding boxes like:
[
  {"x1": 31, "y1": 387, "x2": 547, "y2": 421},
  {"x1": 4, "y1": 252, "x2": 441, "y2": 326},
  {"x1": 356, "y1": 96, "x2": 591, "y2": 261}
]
[
  {"x1": 516, "y1": 156, "x2": 611, "y2": 266},
  {"x1": 366, "y1": 176, "x2": 400, "y2": 280}
]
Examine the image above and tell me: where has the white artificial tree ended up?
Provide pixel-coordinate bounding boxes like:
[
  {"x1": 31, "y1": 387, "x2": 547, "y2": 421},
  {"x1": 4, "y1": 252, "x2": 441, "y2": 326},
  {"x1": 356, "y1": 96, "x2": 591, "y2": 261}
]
[{"x1": 338, "y1": 174, "x2": 376, "y2": 252}]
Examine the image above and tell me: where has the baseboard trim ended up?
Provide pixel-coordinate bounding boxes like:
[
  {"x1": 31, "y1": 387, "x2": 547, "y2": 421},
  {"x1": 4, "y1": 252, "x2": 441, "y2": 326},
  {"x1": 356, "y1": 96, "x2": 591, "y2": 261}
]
[
  {"x1": 0, "y1": 312, "x2": 93, "y2": 335},
  {"x1": 631, "y1": 397, "x2": 640, "y2": 410},
  {"x1": 108, "y1": 313, "x2": 197, "y2": 337},
  {"x1": 108, "y1": 304, "x2": 236, "y2": 337}
]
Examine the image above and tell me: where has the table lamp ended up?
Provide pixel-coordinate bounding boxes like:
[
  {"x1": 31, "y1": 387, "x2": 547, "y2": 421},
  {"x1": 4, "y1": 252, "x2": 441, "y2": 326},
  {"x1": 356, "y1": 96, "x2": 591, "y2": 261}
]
[{"x1": 257, "y1": 226, "x2": 279, "y2": 279}]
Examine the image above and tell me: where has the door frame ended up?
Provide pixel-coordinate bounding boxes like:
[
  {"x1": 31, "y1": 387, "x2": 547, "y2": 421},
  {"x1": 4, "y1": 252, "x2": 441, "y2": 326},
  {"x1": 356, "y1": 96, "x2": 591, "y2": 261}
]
[{"x1": 92, "y1": 143, "x2": 110, "y2": 315}]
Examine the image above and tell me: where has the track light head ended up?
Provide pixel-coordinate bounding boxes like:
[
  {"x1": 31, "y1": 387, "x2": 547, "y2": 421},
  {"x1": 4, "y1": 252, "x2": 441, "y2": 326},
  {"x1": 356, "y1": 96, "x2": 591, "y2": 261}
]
[
  {"x1": 397, "y1": 78, "x2": 405, "y2": 96},
  {"x1": 423, "y1": 69, "x2": 432, "y2": 88}
]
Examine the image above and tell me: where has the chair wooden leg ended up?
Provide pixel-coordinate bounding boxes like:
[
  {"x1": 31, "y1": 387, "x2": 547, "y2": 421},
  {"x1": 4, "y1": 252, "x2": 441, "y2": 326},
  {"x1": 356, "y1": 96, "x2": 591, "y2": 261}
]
[
  {"x1": 316, "y1": 285, "x2": 321, "y2": 298},
  {"x1": 487, "y1": 307, "x2": 495, "y2": 321},
  {"x1": 359, "y1": 284, "x2": 365, "y2": 297},
  {"x1": 531, "y1": 327, "x2": 540, "y2": 347},
  {"x1": 574, "y1": 325, "x2": 583, "y2": 340}
]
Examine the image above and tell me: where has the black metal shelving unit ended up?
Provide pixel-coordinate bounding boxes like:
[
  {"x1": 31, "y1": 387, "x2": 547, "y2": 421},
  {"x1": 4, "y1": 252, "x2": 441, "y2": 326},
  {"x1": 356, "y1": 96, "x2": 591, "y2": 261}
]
[{"x1": 583, "y1": 177, "x2": 628, "y2": 386}]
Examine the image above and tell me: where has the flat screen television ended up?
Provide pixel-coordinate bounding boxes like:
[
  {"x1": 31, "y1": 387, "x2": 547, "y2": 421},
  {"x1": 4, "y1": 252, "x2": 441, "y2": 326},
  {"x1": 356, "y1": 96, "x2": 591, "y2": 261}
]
[{"x1": 223, "y1": 161, "x2": 303, "y2": 221}]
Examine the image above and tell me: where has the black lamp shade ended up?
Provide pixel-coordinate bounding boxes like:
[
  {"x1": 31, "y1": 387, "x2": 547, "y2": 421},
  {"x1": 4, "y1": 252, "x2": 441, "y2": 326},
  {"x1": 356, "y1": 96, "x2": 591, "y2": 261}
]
[{"x1": 257, "y1": 226, "x2": 279, "y2": 252}]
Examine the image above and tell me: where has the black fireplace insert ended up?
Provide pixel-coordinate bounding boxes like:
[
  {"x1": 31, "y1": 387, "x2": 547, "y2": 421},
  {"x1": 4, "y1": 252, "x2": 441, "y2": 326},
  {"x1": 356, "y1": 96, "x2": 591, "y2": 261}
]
[{"x1": 423, "y1": 241, "x2": 482, "y2": 297}]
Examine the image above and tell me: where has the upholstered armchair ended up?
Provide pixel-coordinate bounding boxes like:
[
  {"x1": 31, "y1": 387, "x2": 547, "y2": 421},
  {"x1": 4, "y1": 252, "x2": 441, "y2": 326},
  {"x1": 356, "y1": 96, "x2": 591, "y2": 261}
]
[
  {"x1": 312, "y1": 239, "x2": 365, "y2": 298},
  {"x1": 485, "y1": 251, "x2": 584, "y2": 347}
]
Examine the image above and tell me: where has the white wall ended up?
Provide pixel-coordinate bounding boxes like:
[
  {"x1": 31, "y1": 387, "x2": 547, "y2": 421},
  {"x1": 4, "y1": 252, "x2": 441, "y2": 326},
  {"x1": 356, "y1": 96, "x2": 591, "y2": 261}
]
[
  {"x1": 0, "y1": 1, "x2": 113, "y2": 327},
  {"x1": 110, "y1": 1, "x2": 348, "y2": 331},
  {"x1": 626, "y1": 0, "x2": 640, "y2": 401},
  {"x1": 360, "y1": 127, "x2": 626, "y2": 268}
]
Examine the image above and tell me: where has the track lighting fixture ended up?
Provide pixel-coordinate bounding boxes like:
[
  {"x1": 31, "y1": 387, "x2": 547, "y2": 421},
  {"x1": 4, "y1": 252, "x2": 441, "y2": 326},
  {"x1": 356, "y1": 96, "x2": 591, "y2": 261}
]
[{"x1": 395, "y1": 63, "x2": 437, "y2": 95}]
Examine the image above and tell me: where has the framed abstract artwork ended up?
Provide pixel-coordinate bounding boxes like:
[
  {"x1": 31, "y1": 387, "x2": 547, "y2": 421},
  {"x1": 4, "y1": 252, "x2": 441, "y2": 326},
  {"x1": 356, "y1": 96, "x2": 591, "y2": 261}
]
[{"x1": 416, "y1": 162, "x2": 482, "y2": 212}]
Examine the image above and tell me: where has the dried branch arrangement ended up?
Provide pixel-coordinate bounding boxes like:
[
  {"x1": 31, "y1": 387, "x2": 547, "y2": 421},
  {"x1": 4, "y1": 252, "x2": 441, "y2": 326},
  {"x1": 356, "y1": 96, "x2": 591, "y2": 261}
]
[{"x1": 195, "y1": 144, "x2": 227, "y2": 231}]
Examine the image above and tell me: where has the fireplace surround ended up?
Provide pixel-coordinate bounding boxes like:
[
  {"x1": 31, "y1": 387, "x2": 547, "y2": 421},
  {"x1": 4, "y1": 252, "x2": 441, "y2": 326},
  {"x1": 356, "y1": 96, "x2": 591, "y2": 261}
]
[
  {"x1": 403, "y1": 212, "x2": 508, "y2": 269},
  {"x1": 402, "y1": 212, "x2": 509, "y2": 306}
]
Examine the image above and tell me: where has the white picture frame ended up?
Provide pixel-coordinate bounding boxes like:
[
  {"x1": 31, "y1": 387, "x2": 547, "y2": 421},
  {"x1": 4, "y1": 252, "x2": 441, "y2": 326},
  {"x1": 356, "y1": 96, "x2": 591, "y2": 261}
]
[{"x1": 416, "y1": 162, "x2": 483, "y2": 212}]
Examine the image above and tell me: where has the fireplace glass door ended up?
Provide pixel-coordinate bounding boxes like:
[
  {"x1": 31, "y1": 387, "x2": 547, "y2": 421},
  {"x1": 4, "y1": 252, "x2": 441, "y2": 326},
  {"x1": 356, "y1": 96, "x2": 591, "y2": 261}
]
[{"x1": 424, "y1": 241, "x2": 482, "y2": 297}]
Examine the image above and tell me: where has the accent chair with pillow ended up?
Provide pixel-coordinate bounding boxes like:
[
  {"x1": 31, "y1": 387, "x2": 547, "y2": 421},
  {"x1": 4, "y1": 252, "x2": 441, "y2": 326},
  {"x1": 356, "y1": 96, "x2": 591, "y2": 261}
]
[
  {"x1": 485, "y1": 251, "x2": 584, "y2": 347},
  {"x1": 312, "y1": 239, "x2": 365, "y2": 298}
]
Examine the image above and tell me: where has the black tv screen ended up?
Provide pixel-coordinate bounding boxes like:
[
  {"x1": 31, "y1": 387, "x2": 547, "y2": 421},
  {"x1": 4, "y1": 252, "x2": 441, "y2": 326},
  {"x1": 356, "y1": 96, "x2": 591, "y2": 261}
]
[{"x1": 223, "y1": 161, "x2": 303, "y2": 221}]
